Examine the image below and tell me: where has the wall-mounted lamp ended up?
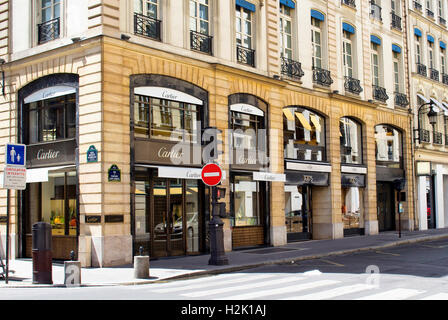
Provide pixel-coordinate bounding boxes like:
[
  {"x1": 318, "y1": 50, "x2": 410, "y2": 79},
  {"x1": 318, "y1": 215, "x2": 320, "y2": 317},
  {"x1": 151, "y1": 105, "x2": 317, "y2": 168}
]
[{"x1": 121, "y1": 34, "x2": 131, "y2": 41}]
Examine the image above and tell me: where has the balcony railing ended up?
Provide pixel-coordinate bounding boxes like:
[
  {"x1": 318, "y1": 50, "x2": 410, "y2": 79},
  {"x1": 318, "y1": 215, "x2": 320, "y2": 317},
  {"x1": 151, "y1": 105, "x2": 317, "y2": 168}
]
[
  {"x1": 373, "y1": 85, "x2": 389, "y2": 103},
  {"x1": 414, "y1": 1, "x2": 422, "y2": 11},
  {"x1": 370, "y1": 3, "x2": 382, "y2": 21},
  {"x1": 442, "y1": 73, "x2": 448, "y2": 85},
  {"x1": 344, "y1": 76, "x2": 363, "y2": 94},
  {"x1": 237, "y1": 45, "x2": 255, "y2": 67},
  {"x1": 394, "y1": 92, "x2": 409, "y2": 108},
  {"x1": 427, "y1": 8, "x2": 435, "y2": 19},
  {"x1": 419, "y1": 129, "x2": 431, "y2": 143},
  {"x1": 134, "y1": 13, "x2": 161, "y2": 41},
  {"x1": 430, "y1": 68, "x2": 439, "y2": 81},
  {"x1": 391, "y1": 12, "x2": 402, "y2": 31},
  {"x1": 281, "y1": 57, "x2": 305, "y2": 79},
  {"x1": 37, "y1": 17, "x2": 60, "y2": 45},
  {"x1": 416, "y1": 63, "x2": 427, "y2": 76},
  {"x1": 434, "y1": 132, "x2": 444, "y2": 144},
  {"x1": 341, "y1": 0, "x2": 356, "y2": 9},
  {"x1": 312, "y1": 67, "x2": 333, "y2": 86},
  {"x1": 440, "y1": 16, "x2": 446, "y2": 26},
  {"x1": 190, "y1": 30, "x2": 213, "y2": 55}
]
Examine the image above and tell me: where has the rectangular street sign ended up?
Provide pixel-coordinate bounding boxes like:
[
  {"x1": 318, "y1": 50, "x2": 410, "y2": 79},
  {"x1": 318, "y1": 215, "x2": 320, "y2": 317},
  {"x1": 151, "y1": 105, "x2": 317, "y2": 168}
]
[
  {"x1": 5, "y1": 143, "x2": 26, "y2": 167},
  {"x1": 3, "y1": 166, "x2": 27, "y2": 190}
]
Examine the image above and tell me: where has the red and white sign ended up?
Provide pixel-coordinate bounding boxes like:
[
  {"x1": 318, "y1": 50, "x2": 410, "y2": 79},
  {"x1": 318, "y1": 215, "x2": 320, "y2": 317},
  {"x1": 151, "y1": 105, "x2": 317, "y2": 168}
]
[
  {"x1": 201, "y1": 163, "x2": 223, "y2": 186},
  {"x1": 3, "y1": 166, "x2": 27, "y2": 190}
]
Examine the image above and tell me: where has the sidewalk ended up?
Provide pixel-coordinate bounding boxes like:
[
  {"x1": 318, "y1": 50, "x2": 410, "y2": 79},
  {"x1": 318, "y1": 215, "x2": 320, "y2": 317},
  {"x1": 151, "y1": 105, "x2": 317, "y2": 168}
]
[{"x1": 2, "y1": 227, "x2": 448, "y2": 288}]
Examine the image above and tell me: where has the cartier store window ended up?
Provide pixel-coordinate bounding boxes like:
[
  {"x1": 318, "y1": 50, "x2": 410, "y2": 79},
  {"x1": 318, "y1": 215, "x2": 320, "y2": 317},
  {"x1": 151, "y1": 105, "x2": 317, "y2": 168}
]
[
  {"x1": 231, "y1": 174, "x2": 262, "y2": 226},
  {"x1": 340, "y1": 117, "x2": 362, "y2": 164},
  {"x1": 283, "y1": 107, "x2": 326, "y2": 162},
  {"x1": 375, "y1": 124, "x2": 402, "y2": 168},
  {"x1": 134, "y1": 94, "x2": 199, "y2": 142},
  {"x1": 25, "y1": 93, "x2": 76, "y2": 144}
]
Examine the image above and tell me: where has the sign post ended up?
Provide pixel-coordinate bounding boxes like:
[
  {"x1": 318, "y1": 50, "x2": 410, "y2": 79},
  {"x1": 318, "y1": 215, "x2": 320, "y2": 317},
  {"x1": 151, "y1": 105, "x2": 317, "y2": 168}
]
[
  {"x1": 201, "y1": 163, "x2": 228, "y2": 266},
  {"x1": 3, "y1": 143, "x2": 27, "y2": 284}
]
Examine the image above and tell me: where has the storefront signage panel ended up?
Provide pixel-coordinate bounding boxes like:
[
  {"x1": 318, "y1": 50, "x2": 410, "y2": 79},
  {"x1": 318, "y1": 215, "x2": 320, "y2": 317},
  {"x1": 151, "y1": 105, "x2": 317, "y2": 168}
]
[
  {"x1": 230, "y1": 103, "x2": 264, "y2": 116},
  {"x1": 134, "y1": 86, "x2": 203, "y2": 105},
  {"x1": 286, "y1": 161, "x2": 332, "y2": 173},
  {"x1": 341, "y1": 174, "x2": 366, "y2": 188},
  {"x1": 23, "y1": 85, "x2": 76, "y2": 104},
  {"x1": 286, "y1": 171, "x2": 329, "y2": 186},
  {"x1": 253, "y1": 171, "x2": 286, "y2": 182},
  {"x1": 134, "y1": 140, "x2": 202, "y2": 167},
  {"x1": 27, "y1": 139, "x2": 76, "y2": 168},
  {"x1": 158, "y1": 166, "x2": 202, "y2": 179}
]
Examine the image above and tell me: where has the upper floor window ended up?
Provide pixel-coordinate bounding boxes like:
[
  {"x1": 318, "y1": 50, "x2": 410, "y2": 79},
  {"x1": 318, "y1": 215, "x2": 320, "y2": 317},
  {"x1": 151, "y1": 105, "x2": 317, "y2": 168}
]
[
  {"x1": 393, "y1": 51, "x2": 401, "y2": 92},
  {"x1": 441, "y1": 47, "x2": 446, "y2": 74},
  {"x1": 134, "y1": 0, "x2": 161, "y2": 40},
  {"x1": 343, "y1": 30, "x2": 354, "y2": 77},
  {"x1": 340, "y1": 117, "x2": 362, "y2": 164},
  {"x1": 311, "y1": 17, "x2": 322, "y2": 68},
  {"x1": 428, "y1": 39, "x2": 435, "y2": 69},
  {"x1": 371, "y1": 42, "x2": 380, "y2": 86},
  {"x1": 37, "y1": 0, "x2": 61, "y2": 44},
  {"x1": 283, "y1": 107, "x2": 326, "y2": 162},
  {"x1": 279, "y1": 3, "x2": 293, "y2": 59},
  {"x1": 190, "y1": 0, "x2": 209, "y2": 35},
  {"x1": 236, "y1": 2, "x2": 256, "y2": 66}
]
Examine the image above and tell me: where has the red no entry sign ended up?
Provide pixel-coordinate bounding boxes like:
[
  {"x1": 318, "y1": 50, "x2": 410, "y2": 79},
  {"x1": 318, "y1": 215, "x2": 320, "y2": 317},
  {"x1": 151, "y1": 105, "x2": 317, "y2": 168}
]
[{"x1": 201, "y1": 163, "x2": 222, "y2": 186}]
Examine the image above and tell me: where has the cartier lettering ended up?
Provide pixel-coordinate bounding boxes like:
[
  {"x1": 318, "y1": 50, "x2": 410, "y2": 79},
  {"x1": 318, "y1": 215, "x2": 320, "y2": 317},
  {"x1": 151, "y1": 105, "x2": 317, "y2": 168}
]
[
  {"x1": 37, "y1": 149, "x2": 60, "y2": 160},
  {"x1": 161, "y1": 90, "x2": 178, "y2": 100},
  {"x1": 157, "y1": 147, "x2": 184, "y2": 159}
]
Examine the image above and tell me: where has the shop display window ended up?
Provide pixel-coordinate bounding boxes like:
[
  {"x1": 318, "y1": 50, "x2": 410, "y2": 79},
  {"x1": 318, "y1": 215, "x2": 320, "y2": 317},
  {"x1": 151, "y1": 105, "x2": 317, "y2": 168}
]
[
  {"x1": 375, "y1": 124, "x2": 402, "y2": 168},
  {"x1": 26, "y1": 93, "x2": 76, "y2": 144},
  {"x1": 231, "y1": 175, "x2": 261, "y2": 226},
  {"x1": 341, "y1": 187, "x2": 364, "y2": 230},
  {"x1": 283, "y1": 107, "x2": 326, "y2": 162},
  {"x1": 134, "y1": 94, "x2": 199, "y2": 142},
  {"x1": 340, "y1": 117, "x2": 362, "y2": 164}
]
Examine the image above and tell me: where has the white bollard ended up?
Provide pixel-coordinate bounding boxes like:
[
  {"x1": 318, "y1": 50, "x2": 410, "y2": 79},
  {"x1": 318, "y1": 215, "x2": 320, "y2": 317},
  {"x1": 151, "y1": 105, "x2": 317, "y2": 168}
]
[
  {"x1": 134, "y1": 256, "x2": 150, "y2": 279},
  {"x1": 64, "y1": 261, "x2": 81, "y2": 287}
]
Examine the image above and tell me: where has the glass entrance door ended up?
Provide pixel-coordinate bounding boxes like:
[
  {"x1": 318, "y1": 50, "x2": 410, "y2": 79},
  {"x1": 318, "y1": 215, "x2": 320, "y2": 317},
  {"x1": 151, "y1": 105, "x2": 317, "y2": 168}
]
[
  {"x1": 285, "y1": 184, "x2": 312, "y2": 241},
  {"x1": 377, "y1": 182, "x2": 395, "y2": 232},
  {"x1": 134, "y1": 172, "x2": 201, "y2": 258}
]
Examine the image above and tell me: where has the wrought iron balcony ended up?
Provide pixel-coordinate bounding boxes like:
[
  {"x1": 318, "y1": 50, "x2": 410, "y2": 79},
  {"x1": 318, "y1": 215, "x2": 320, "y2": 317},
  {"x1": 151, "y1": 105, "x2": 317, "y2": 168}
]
[
  {"x1": 442, "y1": 73, "x2": 448, "y2": 85},
  {"x1": 344, "y1": 76, "x2": 363, "y2": 94},
  {"x1": 391, "y1": 12, "x2": 402, "y2": 31},
  {"x1": 419, "y1": 129, "x2": 431, "y2": 143},
  {"x1": 237, "y1": 45, "x2": 255, "y2": 67},
  {"x1": 372, "y1": 85, "x2": 388, "y2": 103},
  {"x1": 341, "y1": 0, "x2": 356, "y2": 9},
  {"x1": 427, "y1": 9, "x2": 435, "y2": 19},
  {"x1": 37, "y1": 17, "x2": 60, "y2": 44},
  {"x1": 434, "y1": 132, "x2": 443, "y2": 144},
  {"x1": 416, "y1": 63, "x2": 427, "y2": 77},
  {"x1": 440, "y1": 16, "x2": 446, "y2": 26},
  {"x1": 312, "y1": 67, "x2": 333, "y2": 86},
  {"x1": 430, "y1": 68, "x2": 439, "y2": 81},
  {"x1": 414, "y1": 1, "x2": 422, "y2": 11},
  {"x1": 134, "y1": 13, "x2": 161, "y2": 41},
  {"x1": 394, "y1": 92, "x2": 409, "y2": 108},
  {"x1": 370, "y1": 3, "x2": 382, "y2": 21},
  {"x1": 190, "y1": 30, "x2": 213, "y2": 55},
  {"x1": 281, "y1": 57, "x2": 304, "y2": 79}
]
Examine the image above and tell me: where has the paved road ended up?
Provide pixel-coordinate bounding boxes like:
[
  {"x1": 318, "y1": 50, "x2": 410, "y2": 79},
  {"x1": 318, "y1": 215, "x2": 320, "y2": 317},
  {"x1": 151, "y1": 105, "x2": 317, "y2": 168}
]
[{"x1": 1, "y1": 238, "x2": 448, "y2": 300}]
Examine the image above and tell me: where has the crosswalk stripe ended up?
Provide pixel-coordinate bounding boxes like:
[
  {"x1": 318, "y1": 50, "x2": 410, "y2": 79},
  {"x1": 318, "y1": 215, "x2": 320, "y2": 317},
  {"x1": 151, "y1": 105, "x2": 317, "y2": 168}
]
[
  {"x1": 183, "y1": 276, "x2": 306, "y2": 298},
  {"x1": 151, "y1": 273, "x2": 276, "y2": 293},
  {"x1": 421, "y1": 293, "x2": 448, "y2": 300},
  {"x1": 287, "y1": 283, "x2": 376, "y2": 300},
  {"x1": 216, "y1": 280, "x2": 340, "y2": 300},
  {"x1": 356, "y1": 288, "x2": 425, "y2": 300}
]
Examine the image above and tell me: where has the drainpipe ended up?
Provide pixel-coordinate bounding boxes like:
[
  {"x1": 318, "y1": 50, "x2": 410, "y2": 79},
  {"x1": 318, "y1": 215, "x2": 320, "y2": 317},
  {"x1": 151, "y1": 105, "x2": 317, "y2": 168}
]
[{"x1": 403, "y1": 0, "x2": 419, "y2": 230}]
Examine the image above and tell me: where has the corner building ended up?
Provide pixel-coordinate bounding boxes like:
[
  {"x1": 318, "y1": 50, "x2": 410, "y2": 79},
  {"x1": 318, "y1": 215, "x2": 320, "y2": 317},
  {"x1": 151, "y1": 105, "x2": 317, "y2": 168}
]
[{"x1": 0, "y1": 0, "x2": 414, "y2": 267}]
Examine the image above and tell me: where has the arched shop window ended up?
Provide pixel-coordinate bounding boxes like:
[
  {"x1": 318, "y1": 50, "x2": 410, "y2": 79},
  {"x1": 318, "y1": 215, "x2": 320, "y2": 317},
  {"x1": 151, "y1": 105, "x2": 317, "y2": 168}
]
[
  {"x1": 340, "y1": 117, "x2": 362, "y2": 164},
  {"x1": 283, "y1": 106, "x2": 326, "y2": 162},
  {"x1": 374, "y1": 124, "x2": 402, "y2": 168}
]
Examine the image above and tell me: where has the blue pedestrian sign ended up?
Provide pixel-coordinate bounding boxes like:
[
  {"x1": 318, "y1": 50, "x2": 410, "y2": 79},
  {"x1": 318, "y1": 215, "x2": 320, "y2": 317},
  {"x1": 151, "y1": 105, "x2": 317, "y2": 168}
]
[{"x1": 5, "y1": 143, "x2": 26, "y2": 167}]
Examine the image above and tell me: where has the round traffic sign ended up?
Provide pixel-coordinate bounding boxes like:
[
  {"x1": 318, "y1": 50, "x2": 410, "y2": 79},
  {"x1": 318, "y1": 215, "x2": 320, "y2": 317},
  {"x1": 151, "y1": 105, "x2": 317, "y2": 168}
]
[{"x1": 201, "y1": 163, "x2": 223, "y2": 186}]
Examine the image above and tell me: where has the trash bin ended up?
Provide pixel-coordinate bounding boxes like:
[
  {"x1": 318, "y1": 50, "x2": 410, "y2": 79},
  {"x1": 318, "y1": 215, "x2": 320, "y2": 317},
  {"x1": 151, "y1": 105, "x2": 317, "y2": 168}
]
[{"x1": 32, "y1": 222, "x2": 53, "y2": 284}]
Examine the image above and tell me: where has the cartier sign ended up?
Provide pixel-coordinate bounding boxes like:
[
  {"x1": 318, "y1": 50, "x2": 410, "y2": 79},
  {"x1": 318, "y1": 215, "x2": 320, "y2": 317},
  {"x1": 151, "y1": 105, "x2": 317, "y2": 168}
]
[{"x1": 27, "y1": 139, "x2": 76, "y2": 168}]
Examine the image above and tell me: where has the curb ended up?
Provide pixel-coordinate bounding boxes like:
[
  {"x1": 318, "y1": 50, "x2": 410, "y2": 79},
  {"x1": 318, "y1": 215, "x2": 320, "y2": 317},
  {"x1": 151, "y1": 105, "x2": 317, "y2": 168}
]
[{"x1": 2, "y1": 233, "x2": 448, "y2": 288}]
